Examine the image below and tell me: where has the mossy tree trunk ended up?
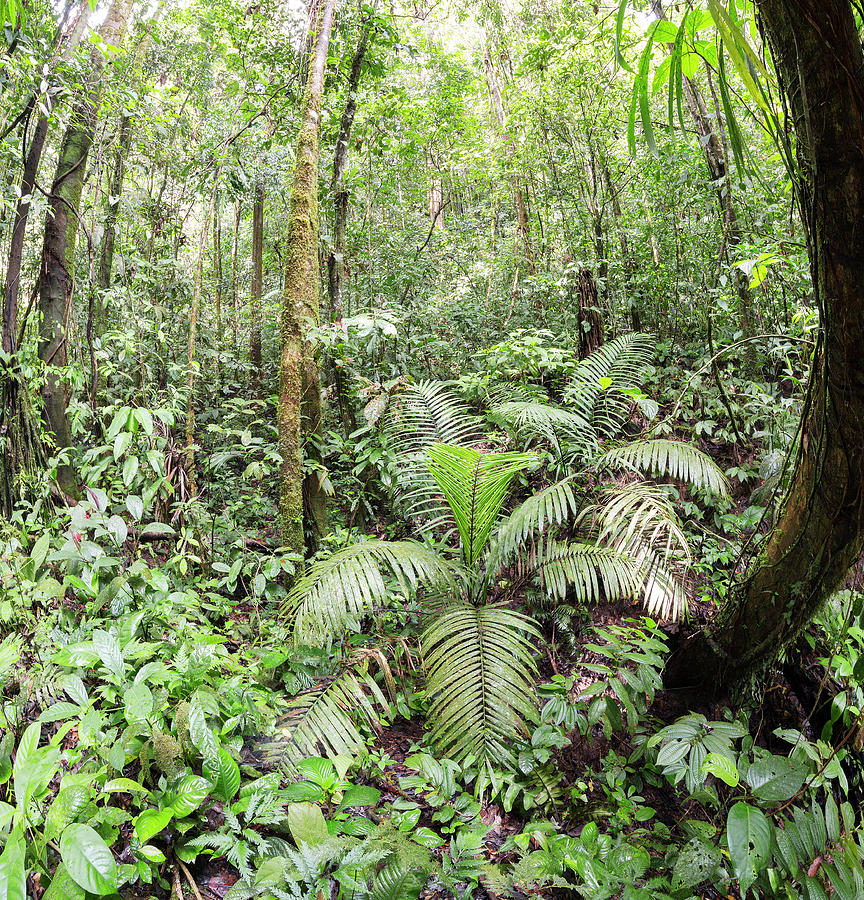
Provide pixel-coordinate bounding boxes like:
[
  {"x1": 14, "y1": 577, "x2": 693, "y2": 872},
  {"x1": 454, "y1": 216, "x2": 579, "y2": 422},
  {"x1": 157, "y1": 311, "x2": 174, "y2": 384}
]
[
  {"x1": 278, "y1": 0, "x2": 335, "y2": 553},
  {"x1": 36, "y1": 0, "x2": 132, "y2": 499},
  {"x1": 679, "y1": 0, "x2": 864, "y2": 688}
]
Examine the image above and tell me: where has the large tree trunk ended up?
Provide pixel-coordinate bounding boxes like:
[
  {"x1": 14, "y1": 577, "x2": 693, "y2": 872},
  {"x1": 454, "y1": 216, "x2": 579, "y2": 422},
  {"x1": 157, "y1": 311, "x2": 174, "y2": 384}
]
[
  {"x1": 278, "y1": 0, "x2": 335, "y2": 552},
  {"x1": 36, "y1": 0, "x2": 132, "y2": 498},
  {"x1": 680, "y1": 0, "x2": 864, "y2": 687}
]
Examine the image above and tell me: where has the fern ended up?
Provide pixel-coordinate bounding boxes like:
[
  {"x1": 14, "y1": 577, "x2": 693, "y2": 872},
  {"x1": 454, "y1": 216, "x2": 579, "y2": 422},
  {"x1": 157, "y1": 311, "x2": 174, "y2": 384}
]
[
  {"x1": 488, "y1": 400, "x2": 596, "y2": 458},
  {"x1": 422, "y1": 604, "x2": 539, "y2": 768},
  {"x1": 370, "y1": 863, "x2": 427, "y2": 900},
  {"x1": 600, "y1": 439, "x2": 729, "y2": 495},
  {"x1": 485, "y1": 476, "x2": 581, "y2": 573},
  {"x1": 532, "y1": 540, "x2": 643, "y2": 605}
]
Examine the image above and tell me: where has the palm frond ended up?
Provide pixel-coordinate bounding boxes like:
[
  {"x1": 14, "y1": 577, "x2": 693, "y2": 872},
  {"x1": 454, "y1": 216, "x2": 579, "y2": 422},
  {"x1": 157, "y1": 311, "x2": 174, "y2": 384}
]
[
  {"x1": 261, "y1": 668, "x2": 389, "y2": 766},
  {"x1": 581, "y1": 484, "x2": 691, "y2": 620},
  {"x1": 600, "y1": 439, "x2": 729, "y2": 495},
  {"x1": 425, "y1": 444, "x2": 535, "y2": 565},
  {"x1": 488, "y1": 400, "x2": 597, "y2": 457},
  {"x1": 388, "y1": 380, "x2": 482, "y2": 453},
  {"x1": 564, "y1": 333, "x2": 655, "y2": 436},
  {"x1": 532, "y1": 540, "x2": 644, "y2": 605},
  {"x1": 485, "y1": 476, "x2": 581, "y2": 573},
  {"x1": 422, "y1": 604, "x2": 539, "y2": 767},
  {"x1": 386, "y1": 381, "x2": 483, "y2": 528},
  {"x1": 285, "y1": 539, "x2": 455, "y2": 645}
]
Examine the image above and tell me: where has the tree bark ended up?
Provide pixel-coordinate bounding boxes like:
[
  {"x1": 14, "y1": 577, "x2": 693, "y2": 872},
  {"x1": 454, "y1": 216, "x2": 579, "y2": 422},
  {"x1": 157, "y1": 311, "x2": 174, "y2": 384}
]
[
  {"x1": 676, "y1": 0, "x2": 864, "y2": 687},
  {"x1": 36, "y1": 0, "x2": 133, "y2": 498},
  {"x1": 279, "y1": 0, "x2": 335, "y2": 552}
]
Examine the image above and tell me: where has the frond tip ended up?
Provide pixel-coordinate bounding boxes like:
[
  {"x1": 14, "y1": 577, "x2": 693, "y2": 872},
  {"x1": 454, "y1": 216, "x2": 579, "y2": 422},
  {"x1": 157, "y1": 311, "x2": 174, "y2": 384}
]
[{"x1": 600, "y1": 439, "x2": 729, "y2": 495}]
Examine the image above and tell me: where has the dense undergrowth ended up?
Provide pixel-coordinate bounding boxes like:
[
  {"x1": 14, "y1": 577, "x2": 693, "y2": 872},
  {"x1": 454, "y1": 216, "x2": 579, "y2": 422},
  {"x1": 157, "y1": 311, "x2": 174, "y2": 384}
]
[{"x1": 3, "y1": 326, "x2": 864, "y2": 900}]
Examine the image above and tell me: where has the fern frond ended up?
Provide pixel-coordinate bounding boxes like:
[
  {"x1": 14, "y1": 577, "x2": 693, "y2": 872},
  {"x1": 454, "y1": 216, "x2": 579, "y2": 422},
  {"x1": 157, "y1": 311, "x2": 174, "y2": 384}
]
[
  {"x1": 386, "y1": 381, "x2": 483, "y2": 528},
  {"x1": 564, "y1": 333, "x2": 655, "y2": 436},
  {"x1": 584, "y1": 484, "x2": 691, "y2": 620},
  {"x1": 262, "y1": 668, "x2": 389, "y2": 766},
  {"x1": 600, "y1": 439, "x2": 729, "y2": 495},
  {"x1": 285, "y1": 539, "x2": 455, "y2": 645},
  {"x1": 388, "y1": 380, "x2": 482, "y2": 453},
  {"x1": 423, "y1": 604, "x2": 539, "y2": 767},
  {"x1": 485, "y1": 477, "x2": 581, "y2": 573},
  {"x1": 425, "y1": 444, "x2": 536, "y2": 565},
  {"x1": 370, "y1": 863, "x2": 427, "y2": 900}
]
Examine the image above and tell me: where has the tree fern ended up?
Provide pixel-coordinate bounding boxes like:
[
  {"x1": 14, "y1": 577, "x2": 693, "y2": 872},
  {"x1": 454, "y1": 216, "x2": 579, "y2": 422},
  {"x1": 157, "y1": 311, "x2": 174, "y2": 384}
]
[
  {"x1": 425, "y1": 444, "x2": 536, "y2": 565},
  {"x1": 285, "y1": 539, "x2": 455, "y2": 645},
  {"x1": 422, "y1": 604, "x2": 539, "y2": 768},
  {"x1": 600, "y1": 439, "x2": 729, "y2": 495}
]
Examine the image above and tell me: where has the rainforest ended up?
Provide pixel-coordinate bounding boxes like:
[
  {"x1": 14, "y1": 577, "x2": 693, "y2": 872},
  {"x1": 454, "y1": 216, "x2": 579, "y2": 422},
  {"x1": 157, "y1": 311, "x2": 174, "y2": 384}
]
[{"x1": 1, "y1": 0, "x2": 864, "y2": 897}]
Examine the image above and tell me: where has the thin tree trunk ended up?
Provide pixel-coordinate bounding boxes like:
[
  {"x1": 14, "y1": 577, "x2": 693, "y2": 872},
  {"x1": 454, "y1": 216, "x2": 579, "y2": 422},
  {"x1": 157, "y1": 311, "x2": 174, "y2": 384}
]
[
  {"x1": 279, "y1": 0, "x2": 335, "y2": 552},
  {"x1": 483, "y1": 43, "x2": 534, "y2": 274},
  {"x1": 250, "y1": 181, "x2": 263, "y2": 378},
  {"x1": 36, "y1": 0, "x2": 132, "y2": 498},
  {"x1": 184, "y1": 180, "x2": 218, "y2": 496},
  {"x1": 231, "y1": 197, "x2": 241, "y2": 348},
  {"x1": 328, "y1": 14, "x2": 373, "y2": 438},
  {"x1": 213, "y1": 189, "x2": 223, "y2": 386},
  {"x1": 652, "y1": 0, "x2": 755, "y2": 353},
  {"x1": 672, "y1": 0, "x2": 864, "y2": 688}
]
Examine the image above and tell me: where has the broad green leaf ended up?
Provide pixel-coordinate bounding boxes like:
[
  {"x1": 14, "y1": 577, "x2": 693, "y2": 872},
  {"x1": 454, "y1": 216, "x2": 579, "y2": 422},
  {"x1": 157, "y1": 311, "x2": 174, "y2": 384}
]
[
  {"x1": 42, "y1": 863, "x2": 85, "y2": 900},
  {"x1": 60, "y1": 824, "x2": 118, "y2": 895},
  {"x1": 746, "y1": 756, "x2": 807, "y2": 803},
  {"x1": 336, "y1": 785, "x2": 381, "y2": 811},
  {"x1": 287, "y1": 802, "x2": 329, "y2": 847},
  {"x1": 123, "y1": 682, "x2": 153, "y2": 724},
  {"x1": 125, "y1": 494, "x2": 144, "y2": 520},
  {"x1": 726, "y1": 802, "x2": 771, "y2": 897},
  {"x1": 92, "y1": 631, "x2": 125, "y2": 680},
  {"x1": 701, "y1": 752, "x2": 739, "y2": 787},
  {"x1": 29, "y1": 532, "x2": 51, "y2": 571},
  {"x1": 0, "y1": 826, "x2": 26, "y2": 900},
  {"x1": 188, "y1": 701, "x2": 219, "y2": 763},
  {"x1": 134, "y1": 808, "x2": 173, "y2": 843},
  {"x1": 203, "y1": 747, "x2": 240, "y2": 803},
  {"x1": 167, "y1": 774, "x2": 209, "y2": 818}
]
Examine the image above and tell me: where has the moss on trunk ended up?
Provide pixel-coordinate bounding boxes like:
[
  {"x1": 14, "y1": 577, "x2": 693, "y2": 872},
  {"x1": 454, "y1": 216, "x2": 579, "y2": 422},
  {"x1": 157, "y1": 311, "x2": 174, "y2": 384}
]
[{"x1": 279, "y1": 0, "x2": 335, "y2": 552}]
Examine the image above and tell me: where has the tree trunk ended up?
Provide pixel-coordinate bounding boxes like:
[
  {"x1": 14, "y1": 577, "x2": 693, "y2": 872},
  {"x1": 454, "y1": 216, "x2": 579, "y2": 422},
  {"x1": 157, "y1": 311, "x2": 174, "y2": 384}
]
[
  {"x1": 676, "y1": 0, "x2": 864, "y2": 687},
  {"x1": 36, "y1": 0, "x2": 133, "y2": 498},
  {"x1": 279, "y1": 0, "x2": 335, "y2": 552},
  {"x1": 483, "y1": 44, "x2": 534, "y2": 274},
  {"x1": 184, "y1": 181, "x2": 218, "y2": 497},
  {"x1": 652, "y1": 0, "x2": 756, "y2": 354},
  {"x1": 250, "y1": 181, "x2": 264, "y2": 378},
  {"x1": 328, "y1": 15, "x2": 373, "y2": 439},
  {"x1": 213, "y1": 189, "x2": 223, "y2": 386},
  {"x1": 97, "y1": 114, "x2": 131, "y2": 304}
]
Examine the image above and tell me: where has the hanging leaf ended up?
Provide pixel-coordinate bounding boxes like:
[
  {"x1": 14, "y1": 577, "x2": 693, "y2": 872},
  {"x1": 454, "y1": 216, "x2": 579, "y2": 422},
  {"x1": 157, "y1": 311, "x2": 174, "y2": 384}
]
[
  {"x1": 59, "y1": 824, "x2": 118, "y2": 896},
  {"x1": 726, "y1": 802, "x2": 771, "y2": 896}
]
